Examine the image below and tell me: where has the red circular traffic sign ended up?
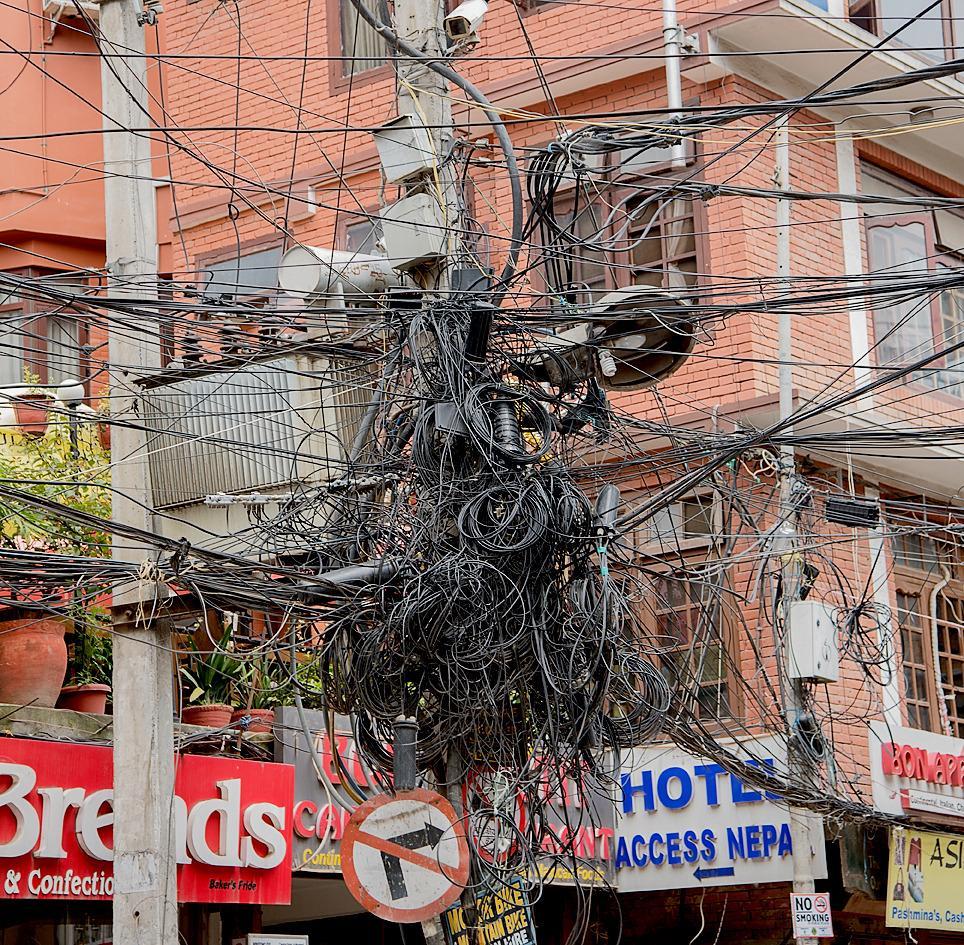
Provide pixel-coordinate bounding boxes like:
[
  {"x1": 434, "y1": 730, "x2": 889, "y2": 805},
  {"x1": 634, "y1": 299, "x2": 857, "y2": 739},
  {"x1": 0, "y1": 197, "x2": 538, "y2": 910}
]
[{"x1": 342, "y1": 788, "x2": 470, "y2": 923}]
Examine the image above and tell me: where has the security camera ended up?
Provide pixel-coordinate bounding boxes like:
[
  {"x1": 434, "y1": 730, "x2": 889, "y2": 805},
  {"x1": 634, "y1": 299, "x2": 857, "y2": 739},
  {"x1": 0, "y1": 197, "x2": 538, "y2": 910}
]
[{"x1": 444, "y1": 0, "x2": 488, "y2": 42}]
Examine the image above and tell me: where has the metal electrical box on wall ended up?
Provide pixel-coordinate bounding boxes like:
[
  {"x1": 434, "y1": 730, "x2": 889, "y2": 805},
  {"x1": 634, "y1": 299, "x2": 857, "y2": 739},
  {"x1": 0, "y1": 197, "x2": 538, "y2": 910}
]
[
  {"x1": 787, "y1": 600, "x2": 839, "y2": 683},
  {"x1": 380, "y1": 193, "x2": 447, "y2": 269}
]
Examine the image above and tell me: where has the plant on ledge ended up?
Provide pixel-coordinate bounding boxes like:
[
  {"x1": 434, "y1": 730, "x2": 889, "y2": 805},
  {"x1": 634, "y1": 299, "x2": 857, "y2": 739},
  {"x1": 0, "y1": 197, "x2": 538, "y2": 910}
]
[
  {"x1": 232, "y1": 653, "x2": 294, "y2": 733},
  {"x1": 179, "y1": 628, "x2": 241, "y2": 729},
  {"x1": 0, "y1": 413, "x2": 111, "y2": 709}
]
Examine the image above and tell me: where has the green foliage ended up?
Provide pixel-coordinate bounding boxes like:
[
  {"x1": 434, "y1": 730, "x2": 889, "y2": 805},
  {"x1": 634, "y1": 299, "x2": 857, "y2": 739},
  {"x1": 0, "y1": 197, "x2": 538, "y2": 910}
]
[
  {"x1": 72, "y1": 617, "x2": 113, "y2": 687},
  {"x1": 179, "y1": 629, "x2": 242, "y2": 707},
  {"x1": 0, "y1": 416, "x2": 111, "y2": 555},
  {"x1": 293, "y1": 657, "x2": 326, "y2": 710},
  {"x1": 237, "y1": 654, "x2": 294, "y2": 710}
]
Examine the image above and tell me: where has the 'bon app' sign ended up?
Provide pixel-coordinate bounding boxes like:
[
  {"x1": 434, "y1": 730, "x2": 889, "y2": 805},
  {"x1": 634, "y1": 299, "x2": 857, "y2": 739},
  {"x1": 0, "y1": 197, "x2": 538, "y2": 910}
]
[
  {"x1": 0, "y1": 737, "x2": 293, "y2": 903},
  {"x1": 615, "y1": 738, "x2": 826, "y2": 891}
]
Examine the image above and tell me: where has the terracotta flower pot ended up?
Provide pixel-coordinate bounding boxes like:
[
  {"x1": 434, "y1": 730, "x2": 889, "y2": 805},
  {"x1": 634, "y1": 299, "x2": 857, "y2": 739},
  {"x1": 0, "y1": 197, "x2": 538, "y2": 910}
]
[
  {"x1": 12, "y1": 393, "x2": 52, "y2": 439},
  {"x1": 231, "y1": 708, "x2": 275, "y2": 734},
  {"x1": 182, "y1": 703, "x2": 233, "y2": 728},
  {"x1": 58, "y1": 683, "x2": 111, "y2": 715},
  {"x1": 97, "y1": 421, "x2": 110, "y2": 451},
  {"x1": 0, "y1": 615, "x2": 68, "y2": 707}
]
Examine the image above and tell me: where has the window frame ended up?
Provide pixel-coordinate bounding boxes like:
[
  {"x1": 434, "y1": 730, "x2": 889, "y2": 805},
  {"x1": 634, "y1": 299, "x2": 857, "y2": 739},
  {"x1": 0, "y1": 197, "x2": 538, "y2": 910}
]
[
  {"x1": 195, "y1": 239, "x2": 284, "y2": 307},
  {"x1": 328, "y1": 0, "x2": 393, "y2": 92},
  {"x1": 629, "y1": 489, "x2": 740, "y2": 723},
  {"x1": 892, "y1": 521, "x2": 964, "y2": 735},
  {"x1": 537, "y1": 153, "x2": 708, "y2": 307},
  {"x1": 0, "y1": 267, "x2": 92, "y2": 390},
  {"x1": 861, "y1": 173, "x2": 964, "y2": 398},
  {"x1": 644, "y1": 555, "x2": 739, "y2": 723}
]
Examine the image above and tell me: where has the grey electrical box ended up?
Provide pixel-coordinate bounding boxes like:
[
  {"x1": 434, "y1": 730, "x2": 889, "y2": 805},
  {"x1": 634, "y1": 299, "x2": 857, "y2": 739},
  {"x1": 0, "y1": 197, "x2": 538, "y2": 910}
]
[
  {"x1": 787, "y1": 600, "x2": 839, "y2": 683},
  {"x1": 373, "y1": 114, "x2": 435, "y2": 185},
  {"x1": 380, "y1": 193, "x2": 447, "y2": 270}
]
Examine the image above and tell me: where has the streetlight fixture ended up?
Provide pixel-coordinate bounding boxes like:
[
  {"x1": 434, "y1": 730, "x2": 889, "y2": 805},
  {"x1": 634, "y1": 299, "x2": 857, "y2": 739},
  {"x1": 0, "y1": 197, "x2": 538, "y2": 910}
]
[{"x1": 56, "y1": 379, "x2": 85, "y2": 457}]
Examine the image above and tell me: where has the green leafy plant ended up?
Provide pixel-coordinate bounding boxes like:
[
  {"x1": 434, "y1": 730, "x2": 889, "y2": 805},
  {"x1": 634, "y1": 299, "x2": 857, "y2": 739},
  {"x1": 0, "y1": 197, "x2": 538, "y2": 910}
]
[
  {"x1": 70, "y1": 613, "x2": 113, "y2": 687},
  {"x1": 0, "y1": 408, "x2": 111, "y2": 555},
  {"x1": 179, "y1": 630, "x2": 241, "y2": 707},
  {"x1": 237, "y1": 654, "x2": 294, "y2": 710},
  {"x1": 292, "y1": 657, "x2": 326, "y2": 710}
]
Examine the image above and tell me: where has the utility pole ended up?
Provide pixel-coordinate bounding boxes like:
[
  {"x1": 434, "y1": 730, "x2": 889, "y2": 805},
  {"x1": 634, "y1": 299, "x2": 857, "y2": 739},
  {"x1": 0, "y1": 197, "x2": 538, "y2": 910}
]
[
  {"x1": 393, "y1": 0, "x2": 460, "y2": 281},
  {"x1": 774, "y1": 116, "x2": 818, "y2": 945},
  {"x1": 98, "y1": 1, "x2": 178, "y2": 943},
  {"x1": 392, "y1": 2, "x2": 463, "y2": 942}
]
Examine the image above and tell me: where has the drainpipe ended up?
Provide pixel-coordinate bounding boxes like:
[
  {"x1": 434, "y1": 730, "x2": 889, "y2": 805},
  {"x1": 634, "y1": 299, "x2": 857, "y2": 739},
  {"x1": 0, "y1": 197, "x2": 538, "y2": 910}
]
[
  {"x1": 663, "y1": 0, "x2": 687, "y2": 168},
  {"x1": 929, "y1": 565, "x2": 952, "y2": 735}
]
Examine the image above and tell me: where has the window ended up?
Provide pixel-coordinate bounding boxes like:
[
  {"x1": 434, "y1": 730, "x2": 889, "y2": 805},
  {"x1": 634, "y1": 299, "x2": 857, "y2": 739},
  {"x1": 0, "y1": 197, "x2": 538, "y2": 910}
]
[
  {"x1": 0, "y1": 271, "x2": 91, "y2": 387},
  {"x1": 640, "y1": 494, "x2": 718, "y2": 554},
  {"x1": 936, "y1": 594, "x2": 964, "y2": 736},
  {"x1": 892, "y1": 518, "x2": 964, "y2": 734},
  {"x1": 653, "y1": 570, "x2": 732, "y2": 719},
  {"x1": 539, "y1": 167, "x2": 702, "y2": 307},
  {"x1": 340, "y1": 0, "x2": 389, "y2": 76},
  {"x1": 898, "y1": 591, "x2": 933, "y2": 731},
  {"x1": 0, "y1": 311, "x2": 29, "y2": 386},
  {"x1": 861, "y1": 164, "x2": 964, "y2": 397},
  {"x1": 46, "y1": 315, "x2": 81, "y2": 384},
  {"x1": 343, "y1": 216, "x2": 384, "y2": 255},
  {"x1": 199, "y1": 246, "x2": 283, "y2": 303},
  {"x1": 848, "y1": 0, "x2": 960, "y2": 61}
]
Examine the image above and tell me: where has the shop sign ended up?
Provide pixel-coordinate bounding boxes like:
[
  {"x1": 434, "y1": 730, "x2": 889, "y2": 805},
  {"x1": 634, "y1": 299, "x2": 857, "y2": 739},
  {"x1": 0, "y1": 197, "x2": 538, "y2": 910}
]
[
  {"x1": 886, "y1": 827, "x2": 964, "y2": 930},
  {"x1": 615, "y1": 737, "x2": 827, "y2": 891},
  {"x1": 869, "y1": 722, "x2": 964, "y2": 819},
  {"x1": 276, "y1": 708, "x2": 615, "y2": 885},
  {"x1": 275, "y1": 708, "x2": 374, "y2": 875},
  {"x1": 790, "y1": 893, "x2": 833, "y2": 938},
  {"x1": 0, "y1": 736, "x2": 293, "y2": 904},
  {"x1": 442, "y1": 877, "x2": 536, "y2": 945}
]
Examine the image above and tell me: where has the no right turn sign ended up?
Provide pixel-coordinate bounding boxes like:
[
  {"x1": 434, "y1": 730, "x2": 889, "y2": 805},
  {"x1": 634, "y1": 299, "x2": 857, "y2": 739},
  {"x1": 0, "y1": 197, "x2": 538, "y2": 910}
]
[{"x1": 790, "y1": 893, "x2": 834, "y2": 938}]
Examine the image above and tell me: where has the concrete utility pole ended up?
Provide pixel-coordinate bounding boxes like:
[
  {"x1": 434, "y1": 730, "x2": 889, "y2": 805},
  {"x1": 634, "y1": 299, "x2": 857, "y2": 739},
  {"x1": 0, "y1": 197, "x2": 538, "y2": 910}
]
[
  {"x1": 394, "y1": 0, "x2": 460, "y2": 283},
  {"x1": 391, "y1": 2, "x2": 463, "y2": 942},
  {"x1": 98, "y1": 1, "x2": 178, "y2": 942},
  {"x1": 774, "y1": 116, "x2": 818, "y2": 945}
]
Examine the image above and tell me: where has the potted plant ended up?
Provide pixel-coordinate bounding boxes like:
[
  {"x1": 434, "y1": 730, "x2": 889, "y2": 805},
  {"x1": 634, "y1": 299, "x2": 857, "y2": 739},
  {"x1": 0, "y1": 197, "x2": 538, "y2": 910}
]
[
  {"x1": 58, "y1": 610, "x2": 112, "y2": 714},
  {"x1": 232, "y1": 655, "x2": 292, "y2": 733},
  {"x1": 0, "y1": 423, "x2": 111, "y2": 707},
  {"x1": 179, "y1": 632, "x2": 240, "y2": 728},
  {"x1": 0, "y1": 605, "x2": 69, "y2": 707}
]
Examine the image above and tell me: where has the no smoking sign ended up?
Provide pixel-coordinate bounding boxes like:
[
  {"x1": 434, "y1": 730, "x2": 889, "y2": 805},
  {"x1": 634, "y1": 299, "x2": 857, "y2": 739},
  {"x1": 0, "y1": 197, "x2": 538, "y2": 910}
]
[
  {"x1": 790, "y1": 893, "x2": 834, "y2": 938},
  {"x1": 343, "y1": 788, "x2": 470, "y2": 923}
]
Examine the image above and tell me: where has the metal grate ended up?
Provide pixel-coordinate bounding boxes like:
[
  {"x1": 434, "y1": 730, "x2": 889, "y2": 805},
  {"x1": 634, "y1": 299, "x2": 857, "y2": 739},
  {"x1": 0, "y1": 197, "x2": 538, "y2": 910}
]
[{"x1": 139, "y1": 357, "x2": 354, "y2": 509}]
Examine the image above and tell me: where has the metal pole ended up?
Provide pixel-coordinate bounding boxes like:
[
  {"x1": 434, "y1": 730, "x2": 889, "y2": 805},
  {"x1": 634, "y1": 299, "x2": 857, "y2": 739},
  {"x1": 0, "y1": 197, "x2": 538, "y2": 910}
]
[
  {"x1": 393, "y1": 718, "x2": 419, "y2": 792},
  {"x1": 662, "y1": 0, "x2": 687, "y2": 169},
  {"x1": 98, "y1": 2, "x2": 178, "y2": 943},
  {"x1": 775, "y1": 116, "x2": 818, "y2": 945},
  {"x1": 67, "y1": 404, "x2": 79, "y2": 459}
]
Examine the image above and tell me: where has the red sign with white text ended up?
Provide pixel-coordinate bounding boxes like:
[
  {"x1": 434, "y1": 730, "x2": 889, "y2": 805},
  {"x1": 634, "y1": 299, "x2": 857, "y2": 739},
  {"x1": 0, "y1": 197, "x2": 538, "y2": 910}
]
[{"x1": 0, "y1": 737, "x2": 293, "y2": 903}]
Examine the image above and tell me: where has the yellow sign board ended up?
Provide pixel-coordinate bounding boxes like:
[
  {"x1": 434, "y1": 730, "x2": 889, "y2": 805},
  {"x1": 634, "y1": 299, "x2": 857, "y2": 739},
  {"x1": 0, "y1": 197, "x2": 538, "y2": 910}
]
[{"x1": 886, "y1": 828, "x2": 964, "y2": 930}]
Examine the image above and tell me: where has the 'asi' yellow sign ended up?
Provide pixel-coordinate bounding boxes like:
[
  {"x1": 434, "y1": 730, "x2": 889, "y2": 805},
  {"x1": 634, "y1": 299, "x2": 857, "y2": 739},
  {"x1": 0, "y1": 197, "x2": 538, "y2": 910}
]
[{"x1": 887, "y1": 828, "x2": 964, "y2": 930}]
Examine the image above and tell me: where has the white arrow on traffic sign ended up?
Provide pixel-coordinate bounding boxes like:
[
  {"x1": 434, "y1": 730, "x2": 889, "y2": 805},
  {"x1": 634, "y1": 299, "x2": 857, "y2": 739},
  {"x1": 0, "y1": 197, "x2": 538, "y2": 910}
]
[{"x1": 342, "y1": 788, "x2": 470, "y2": 923}]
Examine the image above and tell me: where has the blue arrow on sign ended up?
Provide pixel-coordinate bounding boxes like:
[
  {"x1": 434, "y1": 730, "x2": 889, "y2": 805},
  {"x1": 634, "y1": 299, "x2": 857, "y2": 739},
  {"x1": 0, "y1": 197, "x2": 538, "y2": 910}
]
[{"x1": 693, "y1": 866, "x2": 736, "y2": 881}]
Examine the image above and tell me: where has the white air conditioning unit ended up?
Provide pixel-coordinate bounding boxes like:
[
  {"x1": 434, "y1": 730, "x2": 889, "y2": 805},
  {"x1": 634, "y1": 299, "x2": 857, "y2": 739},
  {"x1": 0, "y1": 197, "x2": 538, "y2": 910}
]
[
  {"x1": 138, "y1": 354, "x2": 371, "y2": 555},
  {"x1": 277, "y1": 246, "x2": 403, "y2": 340}
]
